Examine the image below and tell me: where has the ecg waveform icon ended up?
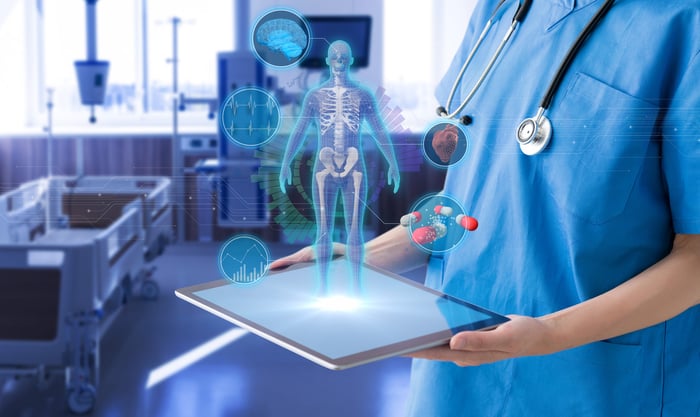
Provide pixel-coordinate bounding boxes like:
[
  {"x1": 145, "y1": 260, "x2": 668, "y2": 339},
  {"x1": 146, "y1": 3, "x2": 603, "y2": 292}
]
[
  {"x1": 220, "y1": 87, "x2": 281, "y2": 148},
  {"x1": 218, "y1": 235, "x2": 271, "y2": 285}
]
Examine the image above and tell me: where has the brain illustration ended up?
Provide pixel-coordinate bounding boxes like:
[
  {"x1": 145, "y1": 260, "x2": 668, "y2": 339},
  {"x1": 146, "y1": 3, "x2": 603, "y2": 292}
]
[
  {"x1": 256, "y1": 18, "x2": 308, "y2": 60},
  {"x1": 432, "y1": 124, "x2": 460, "y2": 163}
]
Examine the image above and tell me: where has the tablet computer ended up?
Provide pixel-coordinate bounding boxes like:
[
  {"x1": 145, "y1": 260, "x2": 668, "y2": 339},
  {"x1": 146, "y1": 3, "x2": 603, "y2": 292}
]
[{"x1": 175, "y1": 260, "x2": 508, "y2": 370}]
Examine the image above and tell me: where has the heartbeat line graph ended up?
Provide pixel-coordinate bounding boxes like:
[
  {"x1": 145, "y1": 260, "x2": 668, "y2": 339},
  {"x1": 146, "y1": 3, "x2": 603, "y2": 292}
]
[{"x1": 220, "y1": 88, "x2": 281, "y2": 148}]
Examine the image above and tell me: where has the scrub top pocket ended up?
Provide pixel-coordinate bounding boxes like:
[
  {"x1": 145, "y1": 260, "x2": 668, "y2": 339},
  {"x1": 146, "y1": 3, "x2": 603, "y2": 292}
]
[{"x1": 540, "y1": 72, "x2": 659, "y2": 224}]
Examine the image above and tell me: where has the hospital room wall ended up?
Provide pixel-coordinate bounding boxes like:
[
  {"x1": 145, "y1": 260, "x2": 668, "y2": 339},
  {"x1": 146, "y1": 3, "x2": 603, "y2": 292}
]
[
  {"x1": 382, "y1": 0, "x2": 477, "y2": 124},
  {"x1": 431, "y1": 1, "x2": 478, "y2": 84},
  {"x1": 0, "y1": 136, "x2": 172, "y2": 194}
]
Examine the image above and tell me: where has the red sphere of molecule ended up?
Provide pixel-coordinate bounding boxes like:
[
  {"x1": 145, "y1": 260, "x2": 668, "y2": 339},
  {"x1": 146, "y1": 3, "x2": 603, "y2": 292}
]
[
  {"x1": 433, "y1": 205, "x2": 453, "y2": 216},
  {"x1": 463, "y1": 216, "x2": 478, "y2": 231},
  {"x1": 456, "y1": 214, "x2": 478, "y2": 231},
  {"x1": 412, "y1": 226, "x2": 438, "y2": 245},
  {"x1": 411, "y1": 211, "x2": 422, "y2": 223}
]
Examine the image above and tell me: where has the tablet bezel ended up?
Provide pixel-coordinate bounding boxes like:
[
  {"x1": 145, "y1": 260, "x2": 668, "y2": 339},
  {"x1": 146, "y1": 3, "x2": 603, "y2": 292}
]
[{"x1": 175, "y1": 262, "x2": 509, "y2": 370}]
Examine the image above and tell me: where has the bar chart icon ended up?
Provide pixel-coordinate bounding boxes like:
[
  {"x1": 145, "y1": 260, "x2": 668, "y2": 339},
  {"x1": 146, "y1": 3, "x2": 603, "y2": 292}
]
[{"x1": 218, "y1": 235, "x2": 271, "y2": 284}]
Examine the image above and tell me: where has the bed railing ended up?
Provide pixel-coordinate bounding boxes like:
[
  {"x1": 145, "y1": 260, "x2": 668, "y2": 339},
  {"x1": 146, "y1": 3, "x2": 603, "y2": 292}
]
[{"x1": 0, "y1": 179, "x2": 48, "y2": 243}]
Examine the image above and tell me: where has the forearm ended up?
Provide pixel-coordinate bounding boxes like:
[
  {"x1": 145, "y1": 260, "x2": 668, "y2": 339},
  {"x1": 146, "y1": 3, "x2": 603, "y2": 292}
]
[
  {"x1": 372, "y1": 130, "x2": 399, "y2": 170},
  {"x1": 542, "y1": 233, "x2": 700, "y2": 353},
  {"x1": 366, "y1": 112, "x2": 398, "y2": 167},
  {"x1": 376, "y1": 142, "x2": 398, "y2": 166},
  {"x1": 364, "y1": 225, "x2": 428, "y2": 274}
]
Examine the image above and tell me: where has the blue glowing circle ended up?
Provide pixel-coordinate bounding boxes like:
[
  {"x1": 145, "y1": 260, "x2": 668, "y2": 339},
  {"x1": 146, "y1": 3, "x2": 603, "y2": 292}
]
[
  {"x1": 406, "y1": 193, "x2": 467, "y2": 254},
  {"x1": 217, "y1": 235, "x2": 271, "y2": 285},
  {"x1": 421, "y1": 121, "x2": 469, "y2": 168},
  {"x1": 252, "y1": 9, "x2": 311, "y2": 68},
  {"x1": 220, "y1": 87, "x2": 281, "y2": 148}
]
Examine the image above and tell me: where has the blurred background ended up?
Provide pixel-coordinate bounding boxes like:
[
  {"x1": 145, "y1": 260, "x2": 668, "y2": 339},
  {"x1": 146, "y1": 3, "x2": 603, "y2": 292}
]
[{"x1": 0, "y1": 0, "x2": 477, "y2": 415}]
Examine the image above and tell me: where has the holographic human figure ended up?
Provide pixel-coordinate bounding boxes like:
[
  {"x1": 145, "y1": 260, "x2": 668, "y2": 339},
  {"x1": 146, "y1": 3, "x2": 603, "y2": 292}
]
[{"x1": 279, "y1": 40, "x2": 400, "y2": 295}]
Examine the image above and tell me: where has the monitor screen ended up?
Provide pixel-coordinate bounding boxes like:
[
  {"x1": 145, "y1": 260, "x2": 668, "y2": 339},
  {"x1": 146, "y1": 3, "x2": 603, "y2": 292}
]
[{"x1": 300, "y1": 16, "x2": 372, "y2": 69}]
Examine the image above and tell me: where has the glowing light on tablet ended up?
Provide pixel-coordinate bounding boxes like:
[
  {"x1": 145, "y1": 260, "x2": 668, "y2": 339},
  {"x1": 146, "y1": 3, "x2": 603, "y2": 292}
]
[{"x1": 314, "y1": 296, "x2": 361, "y2": 312}]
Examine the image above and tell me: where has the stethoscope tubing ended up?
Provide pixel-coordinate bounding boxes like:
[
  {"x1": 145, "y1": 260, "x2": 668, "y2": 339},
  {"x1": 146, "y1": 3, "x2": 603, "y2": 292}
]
[
  {"x1": 442, "y1": 21, "x2": 517, "y2": 119},
  {"x1": 440, "y1": 0, "x2": 614, "y2": 119},
  {"x1": 440, "y1": 0, "x2": 530, "y2": 119},
  {"x1": 538, "y1": 0, "x2": 615, "y2": 110},
  {"x1": 437, "y1": 0, "x2": 617, "y2": 155}
]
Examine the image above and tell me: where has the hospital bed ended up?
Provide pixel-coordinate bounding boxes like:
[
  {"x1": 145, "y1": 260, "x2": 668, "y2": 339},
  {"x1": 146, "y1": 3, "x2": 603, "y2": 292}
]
[
  {"x1": 0, "y1": 175, "x2": 172, "y2": 414},
  {"x1": 55, "y1": 175, "x2": 173, "y2": 262}
]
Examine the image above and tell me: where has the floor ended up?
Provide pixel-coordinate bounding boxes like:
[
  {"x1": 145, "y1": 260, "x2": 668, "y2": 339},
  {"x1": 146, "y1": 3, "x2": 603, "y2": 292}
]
[{"x1": 0, "y1": 242, "x2": 420, "y2": 417}]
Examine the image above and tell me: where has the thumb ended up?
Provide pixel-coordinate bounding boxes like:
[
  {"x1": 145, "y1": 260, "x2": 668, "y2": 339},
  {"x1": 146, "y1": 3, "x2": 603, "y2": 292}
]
[{"x1": 450, "y1": 330, "x2": 498, "y2": 351}]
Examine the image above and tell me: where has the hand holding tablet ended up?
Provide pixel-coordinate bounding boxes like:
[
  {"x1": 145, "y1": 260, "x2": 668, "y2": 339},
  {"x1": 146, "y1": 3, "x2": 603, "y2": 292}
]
[{"x1": 176, "y1": 260, "x2": 508, "y2": 370}]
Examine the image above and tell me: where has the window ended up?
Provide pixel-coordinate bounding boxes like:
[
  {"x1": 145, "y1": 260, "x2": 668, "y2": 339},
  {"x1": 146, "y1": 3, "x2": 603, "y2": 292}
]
[
  {"x1": 40, "y1": 0, "x2": 233, "y2": 127},
  {"x1": 147, "y1": 0, "x2": 233, "y2": 113},
  {"x1": 2, "y1": 0, "x2": 476, "y2": 131},
  {"x1": 383, "y1": 0, "x2": 476, "y2": 129},
  {"x1": 43, "y1": 0, "x2": 139, "y2": 125},
  {"x1": 0, "y1": 0, "x2": 31, "y2": 131}
]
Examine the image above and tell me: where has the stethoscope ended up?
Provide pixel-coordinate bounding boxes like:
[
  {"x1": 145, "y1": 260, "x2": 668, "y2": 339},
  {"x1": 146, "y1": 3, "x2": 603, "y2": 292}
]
[{"x1": 436, "y1": 0, "x2": 615, "y2": 155}]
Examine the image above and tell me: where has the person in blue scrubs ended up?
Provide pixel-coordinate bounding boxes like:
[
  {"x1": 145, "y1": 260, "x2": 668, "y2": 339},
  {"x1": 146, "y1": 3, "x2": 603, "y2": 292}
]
[{"x1": 271, "y1": 0, "x2": 700, "y2": 415}]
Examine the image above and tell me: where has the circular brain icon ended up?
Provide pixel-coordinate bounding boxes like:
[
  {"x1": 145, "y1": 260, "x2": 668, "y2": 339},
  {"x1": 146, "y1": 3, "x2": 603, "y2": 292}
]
[{"x1": 252, "y1": 9, "x2": 311, "y2": 68}]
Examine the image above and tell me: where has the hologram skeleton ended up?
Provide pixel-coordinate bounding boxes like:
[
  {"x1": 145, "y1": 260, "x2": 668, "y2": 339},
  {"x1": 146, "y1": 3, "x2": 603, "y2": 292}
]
[{"x1": 279, "y1": 40, "x2": 400, "y2": 294}]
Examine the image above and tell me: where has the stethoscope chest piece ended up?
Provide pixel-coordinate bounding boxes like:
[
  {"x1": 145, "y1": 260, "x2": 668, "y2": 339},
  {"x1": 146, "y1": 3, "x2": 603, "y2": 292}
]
[{"x1": 516, "y1": 113, "x2": 552, "y2": 156}]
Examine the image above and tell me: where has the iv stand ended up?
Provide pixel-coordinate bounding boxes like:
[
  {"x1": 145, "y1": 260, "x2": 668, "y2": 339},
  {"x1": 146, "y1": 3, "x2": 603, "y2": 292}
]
[
  {"x1": 168, "y1": 17, "x2": 185, "y2": 242},
  {"x1": 45, "y1": 88, "x2": 54, "y2": 178}
]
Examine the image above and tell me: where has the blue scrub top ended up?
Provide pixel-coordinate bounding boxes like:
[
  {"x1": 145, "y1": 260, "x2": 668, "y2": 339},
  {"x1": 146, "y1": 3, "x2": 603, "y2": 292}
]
[{"x1": 407, "y1": 0, "x2": 700, "y2": 416}]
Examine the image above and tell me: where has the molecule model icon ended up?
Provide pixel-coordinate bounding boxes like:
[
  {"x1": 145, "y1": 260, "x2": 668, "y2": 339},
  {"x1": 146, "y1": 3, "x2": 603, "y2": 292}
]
[{"x1": 399, "y1": 193, "x2": 478, "y2": 254}]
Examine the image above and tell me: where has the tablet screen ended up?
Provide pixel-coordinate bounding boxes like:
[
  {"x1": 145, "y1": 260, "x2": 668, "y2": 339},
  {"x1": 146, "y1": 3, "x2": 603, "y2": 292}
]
[{"x1": 179, "y1": 261, "x2": 507, "y2": 369}]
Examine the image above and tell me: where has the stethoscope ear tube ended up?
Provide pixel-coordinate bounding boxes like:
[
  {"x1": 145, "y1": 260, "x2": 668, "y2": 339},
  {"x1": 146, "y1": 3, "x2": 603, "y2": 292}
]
[
  {"x1": 436, "y1": 0, "x2": 517, "y2": 123},
  {"x1": 436, "y1": 107, "x2": 473, "y2": 126},
  {"x1": 512, "y1": 0, "x2": 532, "y2": 23}
]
